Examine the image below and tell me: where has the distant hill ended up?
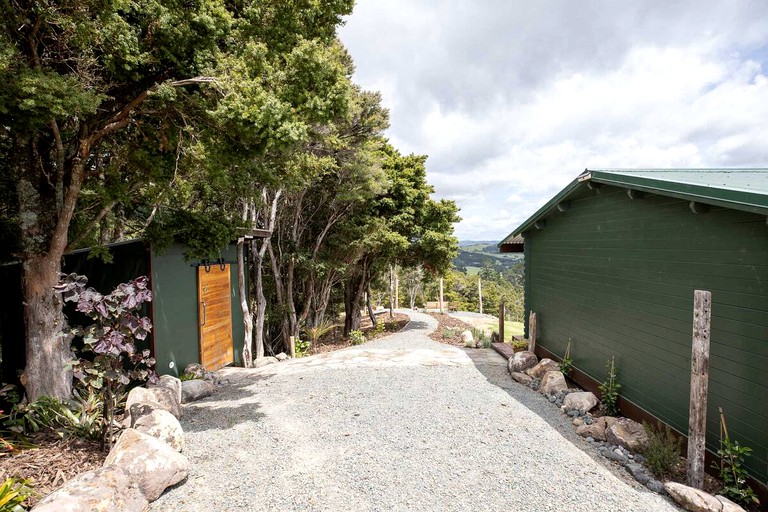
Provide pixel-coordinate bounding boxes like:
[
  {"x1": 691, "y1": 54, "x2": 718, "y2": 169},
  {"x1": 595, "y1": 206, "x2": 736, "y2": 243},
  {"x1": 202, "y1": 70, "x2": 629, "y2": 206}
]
[{"x1": 453, "y1": 240, "x2": 521, "y2": 274}]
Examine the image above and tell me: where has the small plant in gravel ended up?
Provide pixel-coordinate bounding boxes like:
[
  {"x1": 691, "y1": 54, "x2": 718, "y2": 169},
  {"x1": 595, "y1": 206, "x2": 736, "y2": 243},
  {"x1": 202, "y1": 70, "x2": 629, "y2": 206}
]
[
  {"x1": 559, "y1": 340, "x2": 574, "y2": 377},
  {"x1": 641, "y1": 421, "x2": 681, "y2": 479},
  {"x1": 349, "y1": 330, "x2": 365, "y2": 346},
  {"x1": 303, "y1": 319, "x2": 335, "y2": 347},
  {"x1": 441, "y1": 328, "x2": 455, "y2": 339},
  {"x1": 713, "y1": 410, "x2": 760, "y2": 507},
  {"x1": 598, "y1": 356, "x2": 621, "y2": 416},
  {"x1": 511, "y1": 339, "x2": 528, "y2": 351},
  {"x1": 385, "y1": 321, "x2": 399, "y2": 332}
]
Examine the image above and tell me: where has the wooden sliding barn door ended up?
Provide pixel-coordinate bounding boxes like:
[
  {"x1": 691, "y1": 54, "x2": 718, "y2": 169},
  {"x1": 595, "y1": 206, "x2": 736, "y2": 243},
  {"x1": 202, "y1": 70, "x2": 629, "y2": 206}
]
[{"x1": 198, "y1": 264, "x2": 234, "y2": 370}]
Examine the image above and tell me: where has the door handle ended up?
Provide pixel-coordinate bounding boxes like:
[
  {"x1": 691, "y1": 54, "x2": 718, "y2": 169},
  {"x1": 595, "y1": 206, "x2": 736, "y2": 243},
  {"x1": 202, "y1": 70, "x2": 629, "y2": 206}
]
[{"x1": 201, "y1": 301, "x2": 207, "y2": 326}]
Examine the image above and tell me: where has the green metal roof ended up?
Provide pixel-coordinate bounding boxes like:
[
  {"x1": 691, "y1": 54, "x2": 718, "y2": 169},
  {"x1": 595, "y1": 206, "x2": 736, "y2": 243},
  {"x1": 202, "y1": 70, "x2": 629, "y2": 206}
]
[{"x1": 500, "y1": 168, "x2": 768, "y2": 245}]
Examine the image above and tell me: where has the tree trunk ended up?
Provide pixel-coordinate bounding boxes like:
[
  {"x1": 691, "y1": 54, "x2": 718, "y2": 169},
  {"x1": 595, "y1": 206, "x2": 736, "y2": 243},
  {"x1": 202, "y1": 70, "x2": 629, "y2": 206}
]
[
  {"x1": 237, "y1": 238, "x2": 253, "y2": 367},
  {"x1": 344, "y1": 262, "x2": 368, "y2": 335},
  {"x1": 366, "y1": 282, "x2": 377, "y2": 327},
  {"x1": 21, "y1": 255, "x2": 73, "y2": 400},
  {"x1": 252, "y1": 242, "x2": 267, "y2": 360}
]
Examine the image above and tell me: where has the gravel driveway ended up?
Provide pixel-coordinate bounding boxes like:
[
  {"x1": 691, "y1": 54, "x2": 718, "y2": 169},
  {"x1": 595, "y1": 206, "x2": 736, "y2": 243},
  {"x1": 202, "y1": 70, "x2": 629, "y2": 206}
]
[{"x1": 152, "y1": 310, "x2": 679, "y2": 512}]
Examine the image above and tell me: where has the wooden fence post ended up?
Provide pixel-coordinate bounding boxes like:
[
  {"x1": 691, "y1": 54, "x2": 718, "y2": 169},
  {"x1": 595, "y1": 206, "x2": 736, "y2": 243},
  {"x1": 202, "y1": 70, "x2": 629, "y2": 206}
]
[
  {"x1": 528, "y1": 311, "x2": 537, "y2": 353},
  {"x1": 687, "y1": 290, "x2": 712, "y2": 489},
  {"x1": 499, "y1": 302, "x2": 505, "y2": 342},
  {"x1": 439, "y1": 277, "x2": 444, "y2": 314},
  {"x1": 478, "y1": 277, "x2": 483, "y2": 315},
  {"x1": 289, "y1": 335, "x2": 296, "y2": 359}
]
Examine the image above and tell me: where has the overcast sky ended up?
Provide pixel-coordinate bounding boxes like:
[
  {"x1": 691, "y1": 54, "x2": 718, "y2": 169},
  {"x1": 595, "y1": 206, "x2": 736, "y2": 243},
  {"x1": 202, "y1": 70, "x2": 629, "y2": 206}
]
[{"x1": 338, "y1": 1, "x2": 768, "y2": 241}]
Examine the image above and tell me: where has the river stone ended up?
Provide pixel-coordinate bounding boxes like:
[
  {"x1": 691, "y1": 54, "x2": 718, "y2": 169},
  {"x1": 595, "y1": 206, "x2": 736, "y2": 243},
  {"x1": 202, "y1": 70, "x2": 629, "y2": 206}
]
[
  {"x1": 664, "y1": 482, "x2": 724, "y2": 512},
  {"x1": 539, "y1": 370, "x2": 567, "y2": 395},
  {"x1": 508, "y1": 351, "x2": 538, "y2": 373},
  {"x1": 133, "y1": 409, "x2": 184, "y2": 452},
  {"x1": 31, "y1": 465, "x2": 148, "y2": 512},
  {"x1": 150, "y1": 375, "x2": 182, "y2": 406},
  {"x1": 606, "y1": 417, "x2": 649, "y2": 452},
  {"x1": 126, "y1": 386, "x2": 182, "y2": 419},
  {"x1": 509, "y1": 372, "x2": 533, "y2": 386},
  {"x1": 575, "y1": 416, "x2": 618, "y2": 441},
  {"x1": 181, "y1": 379, "x2": 215, "y2": 403},
  {"x1": 105, "y1": 429, "x2": 189, "y2": 501},
  {"x1": 563, "y1": 391, "x2": 599, "y2": 413},
  {"x1": 526, "y1": 358, "x2": 559, "y2": 379}
]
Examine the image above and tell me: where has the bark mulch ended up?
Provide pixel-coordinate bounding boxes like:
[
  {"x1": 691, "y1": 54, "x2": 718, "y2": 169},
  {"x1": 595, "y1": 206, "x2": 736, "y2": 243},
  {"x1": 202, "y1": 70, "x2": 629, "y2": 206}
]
[
  {"x1": 0, "y1": 431, "x2": 105, "y2": 507},
  {"x1": 427, "y1": 312, "x2": 475, "y2": 346},
  {"x1": 310, "y1": 312, "x2": 410, "y2": 355}
]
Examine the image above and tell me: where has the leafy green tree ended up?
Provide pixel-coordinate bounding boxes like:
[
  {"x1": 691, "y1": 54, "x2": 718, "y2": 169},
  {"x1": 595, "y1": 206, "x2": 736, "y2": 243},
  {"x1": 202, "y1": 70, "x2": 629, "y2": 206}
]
[{"x1": 0, "y1": 0, "x2": 353, "y2": 399}]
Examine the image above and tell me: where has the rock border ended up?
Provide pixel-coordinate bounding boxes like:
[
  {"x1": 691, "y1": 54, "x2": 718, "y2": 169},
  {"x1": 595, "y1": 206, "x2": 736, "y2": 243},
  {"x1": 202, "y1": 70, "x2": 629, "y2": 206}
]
[{"x1": 505, "y1": 351, "x2": 747, "y2": 512}]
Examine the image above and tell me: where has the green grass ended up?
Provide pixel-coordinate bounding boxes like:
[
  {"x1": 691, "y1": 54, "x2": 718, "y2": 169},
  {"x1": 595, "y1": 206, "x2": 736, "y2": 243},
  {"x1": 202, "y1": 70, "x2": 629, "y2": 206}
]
[{"x1": 465, "y1": 266, "x2": 481, "y2": 276}]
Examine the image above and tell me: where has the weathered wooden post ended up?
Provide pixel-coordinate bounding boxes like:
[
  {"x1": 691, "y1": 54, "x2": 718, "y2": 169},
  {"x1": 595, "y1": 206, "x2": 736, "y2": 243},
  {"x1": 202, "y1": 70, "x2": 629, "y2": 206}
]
[
  {"x1": 528, "y1": 311, "x2": 537, "y2": 353},
  {"x1": 687, "y1": 290, "x2": 712, "y2": 489},
  {"x1": 439, "y1": 277, "x2": 444, "y2": 314},
  {"x1": 289, "y1": 335, "x2": 296, "y2": 359},
  {"x1": 395, "y1": 270, "x2": 399, "y2": 310},
  {"x1": 499, "y1": 302, "x2": 505, "y2": 342},
  {"x1": 478, "y1": 277, "x2": 483, "y2": 315}
]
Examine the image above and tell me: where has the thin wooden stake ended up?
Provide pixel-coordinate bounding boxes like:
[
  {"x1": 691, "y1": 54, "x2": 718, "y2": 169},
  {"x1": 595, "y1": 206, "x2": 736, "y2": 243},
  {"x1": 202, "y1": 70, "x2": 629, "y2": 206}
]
[
  {"x1": 687, "y1": 290, "x2": 712, "y2": 489},
  {"x1": 289, "y1": 335, "x2": 296, "y2": 359},
  {"x1": 528, "y1": 311, "x2": 537, "y2": 353},
  {"x1": 439, "y1": 277, "x2": 444, "y2": 314},
  {"x1": 499, "y1": 302, "x2": 505, "y2": 343},
  {"x1": 478, "y1": 277, "x2": 483, "y2": 315}
]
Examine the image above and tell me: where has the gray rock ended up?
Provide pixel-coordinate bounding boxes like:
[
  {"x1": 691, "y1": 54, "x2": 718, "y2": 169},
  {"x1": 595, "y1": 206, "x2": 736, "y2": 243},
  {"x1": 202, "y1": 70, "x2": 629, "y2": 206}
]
[
  {"x1": 562, "y1": 391, "x2": 599, "y2": 413},
  {"x1": 508, "y1": 351, "x2": 538, "y2": 373},
  {"x1": 133, "y1": 409, "x2": 184, "y2": 452},
  {"x1": 624, "y1": 463, "x2": 651, "y2": 485},
  {"x1": 548, "y1": 395, "x2": 557, "y2": 403},
  {"x1": 254, "y1": 356, "x2": 279, "y2": 368},
  {"x1": 275, "y1": 352, "x2": 289, "y2": 361},
  {"x1": 605, "y1": 450, "x2": 626, "y2": 463},
  {"x1": 181, "y1": 379, "x2": 215, "y2": 403},
  {"x1": 461, "y1": 330, "x2": 474, "y2": 347},
  {"x1": 183, "y1": 363, "x2": 207, "y2": 379},
  {"x1": 605, "y1": 417, "x2": 649, "y2": 452},
  {"x1": 31, "y1": 465, "x2": 148, "y2": 512},
  {"x1": 126, "y1": 386, "x2": 182, "y2": 419},
  {"x1": 575, "y1": 416, "x2": 618, "y2": 442},
  {"x1": 509, "y1": 372, "x2": 533, "y2": 386},
  {"x1": 664, "y1": 482, "x2": 728, "y2": 511},
  {"x1": 538, "y1": 370, "x2": 567, "y2": 395},
  {"x1": 567, "y1": 409, "x2": 580, "y2": 417},
  {"x1": 647, "y1": 480, "x2": 666, "y2": 495},
  {"x1": 105, "y1": 429, "x2": 189, "y2": 501},
  {"x1": 585, "y1": 436, "x2": 595, "y2": 443},
  {"x1": 716, "y1": 495, "x2": 746, "y2": 512},
  {"x1": 150, "y1": 375, "x2": 182, "y2": 406},
  {"x1": 525, "y1": 358, "x2": 559, "y2": 379}
]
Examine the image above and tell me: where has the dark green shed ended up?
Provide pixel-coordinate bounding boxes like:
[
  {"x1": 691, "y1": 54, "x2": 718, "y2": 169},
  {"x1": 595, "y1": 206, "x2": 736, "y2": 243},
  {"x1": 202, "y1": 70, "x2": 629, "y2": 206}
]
[
  {"x1": 500, "y1": 169, "x2": 768, "y2": 487},
  {"x1": 0, "y1": 240, "x2": 246, "y2": 382}
]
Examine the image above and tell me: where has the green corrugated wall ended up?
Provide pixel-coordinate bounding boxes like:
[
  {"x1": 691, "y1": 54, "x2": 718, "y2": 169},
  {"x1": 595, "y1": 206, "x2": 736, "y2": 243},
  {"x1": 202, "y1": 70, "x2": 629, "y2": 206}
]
[
  {"x1": 525, "y1": 184, "x2": 768, "y2": 483},
  {"x1": 151, "y1": 244, "x2": 244, "y2": 376}
]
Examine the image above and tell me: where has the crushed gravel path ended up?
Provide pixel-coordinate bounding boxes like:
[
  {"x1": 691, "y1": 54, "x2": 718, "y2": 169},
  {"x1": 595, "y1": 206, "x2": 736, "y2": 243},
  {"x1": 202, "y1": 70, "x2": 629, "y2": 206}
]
[{"x1": 152, "y1": 310, "x2": 679, "y2": 512}]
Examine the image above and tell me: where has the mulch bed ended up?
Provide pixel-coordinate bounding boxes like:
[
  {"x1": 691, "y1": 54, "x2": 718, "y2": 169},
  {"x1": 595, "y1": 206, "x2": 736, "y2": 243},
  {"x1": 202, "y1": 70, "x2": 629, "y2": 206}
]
[
  {"x1": 310, "y1": 312, "x2": 410, "y2": 355},
  {"x1": 427, "y1": 313, "x2": 475, "y2": 346},
  {"x1": 0, "y1": 431, "x2": 105, "y2": 507}
]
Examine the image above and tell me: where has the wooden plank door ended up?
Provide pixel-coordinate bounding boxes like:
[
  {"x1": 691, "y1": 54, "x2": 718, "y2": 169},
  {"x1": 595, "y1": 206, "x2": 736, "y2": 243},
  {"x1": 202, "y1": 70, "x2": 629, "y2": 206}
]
[{"x1": 198, "y1": 264, "x2": 234, "y2": 371}]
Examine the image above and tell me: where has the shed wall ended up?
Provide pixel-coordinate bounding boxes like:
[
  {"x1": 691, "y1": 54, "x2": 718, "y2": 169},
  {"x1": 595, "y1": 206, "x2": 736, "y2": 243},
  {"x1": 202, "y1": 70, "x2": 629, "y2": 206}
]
[
  {"x1": 151, "y1": 244, "x2": 244, "y2": 376},
  {"x1": 526, "y1": 184, "x2": 768, "y2": 483}
]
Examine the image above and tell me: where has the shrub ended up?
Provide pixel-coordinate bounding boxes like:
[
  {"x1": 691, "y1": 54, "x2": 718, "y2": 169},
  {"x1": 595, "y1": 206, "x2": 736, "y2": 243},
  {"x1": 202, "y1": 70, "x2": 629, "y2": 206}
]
[
  {"x1": 385, "y1": 321, "x2": 399, "y2": 332},
  {"x1": 511, "y1": 339, "x2": 528, "y2": 351},
  {"x1": 598, "y1": 356, "x2": 621, "y2": 416},
  {"x1": 295, "y1": 338, "x2": 311, "y2": 357},
  {"x1": 441, "y1": 328, "x2": 455, "y2": 339},
  {"x1": 303, "y1": 319, "x2": 335, "y2": 345},
  {"x1": 713, "y1": 418, "x2": 760, "y2": 507},
  {"x1": 349, "y1": 330, "x2": 365, "y2": 346},
  {"x1": 55, "y1": 273, "x2": 158, "y2": 450},
  {"x1": 642, "y1": 422, "x2": 681, "y2": 478},
  {"x1": 7, "y1": 387, "x2": 103, "y2": 440},
  {"x1": 0, "y1": 477, "x2": 33, "y2": 512}
]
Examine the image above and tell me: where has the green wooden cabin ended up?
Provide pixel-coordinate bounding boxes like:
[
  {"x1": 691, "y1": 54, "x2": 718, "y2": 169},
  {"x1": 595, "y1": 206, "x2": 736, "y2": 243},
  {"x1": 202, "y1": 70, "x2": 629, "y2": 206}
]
[
  {"x1": 0, "y1": 240, "x2": 246, "y2": 382},
  {"x1": 500, "y1": 169, "x2": 767, "y2": 487}
]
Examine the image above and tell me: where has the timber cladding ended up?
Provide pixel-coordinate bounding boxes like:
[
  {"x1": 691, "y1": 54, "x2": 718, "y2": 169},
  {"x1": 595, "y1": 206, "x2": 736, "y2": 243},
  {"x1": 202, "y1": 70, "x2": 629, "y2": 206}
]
[{"x1": 524, "y1": 184, "x2": 768, "y2": 483}]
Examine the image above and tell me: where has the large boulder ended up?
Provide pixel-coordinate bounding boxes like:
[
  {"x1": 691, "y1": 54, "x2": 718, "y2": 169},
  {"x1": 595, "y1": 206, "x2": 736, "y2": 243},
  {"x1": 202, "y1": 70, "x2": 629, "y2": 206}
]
[
  {"x1": 181, "y1": 379, "x2": 215, "y2": 403},
  {"x1": 31, "y1": 465, "x2": 148, "y2": 512},
  {"x1": 575, "y1": 416, "x2": 618, "y2": 441},
  {"x1": 182, "y1": 363, "x2": 206, "y2": 379},
  {"x1": 526, "y1": 358, "x2": 559, "y2": 379},
  {"x1": 664, "y1": 482, "x2": 732, "y2": 512},
  {"x1": 150, "y1": 375, "x2": 182, "y2": 406},
  {"x1": 509, "y1": 372, "x2": 533, "y2": 386},
  {"x1": 508, "y1": 351, "x2": 538, "y2": 373},
  {"x1": 539, "y1": 370, "x2": 567, "y2": 395},
  {"x1": 461, "y1": 330, "x2": 474, "y2": 348},
  {"x1": 563, "y1": 391, "x2": 599, "y2": 413},
  {"x1": 254, "y1": 356, "x2": 279, "y2": 368},
  {"x1": 133, "y1": 409, "x2": 184, "y2": 452},
  {"x1": 104, "y1": 429, "x2": 189, "y2": 501},
  {"x1": 716, "y1": 495, "x2": 747, "y2": 512},
  {"x1": 605, "y1": 418, "x2": 649, "y2": 452},
  {"x1": 126, "y1": 386, "x2": 182, "y2": 419}
]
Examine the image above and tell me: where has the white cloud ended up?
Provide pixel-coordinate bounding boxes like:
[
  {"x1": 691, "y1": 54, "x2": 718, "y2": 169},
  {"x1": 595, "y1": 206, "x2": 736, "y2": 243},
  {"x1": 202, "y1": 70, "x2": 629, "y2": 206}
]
[{"x1": 339, "y1": 1, "x2": 768, "y2": 241}]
